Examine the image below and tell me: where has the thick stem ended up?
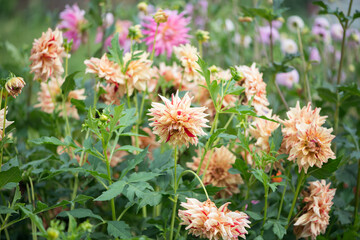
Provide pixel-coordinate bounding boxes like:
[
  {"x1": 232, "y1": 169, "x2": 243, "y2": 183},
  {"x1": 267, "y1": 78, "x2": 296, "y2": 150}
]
[
  {"x1": 261, "y1": 186, "x2": 269, "y2": 236},
  {"x1": 297, "y1": 27, "x2": 312, "y2": 102},
  {"x1": 286, "y1": 170, "x2": 305, "y2": 227},
  {"x1": 0, "y1": 92, "x2": 9, "y2": 172},
  {"x1": 169, "y1": 147, "x2": 178, "y2": 240},
  {"x1": 354, "y1": 158, "x2": 360, "y2": 225}
]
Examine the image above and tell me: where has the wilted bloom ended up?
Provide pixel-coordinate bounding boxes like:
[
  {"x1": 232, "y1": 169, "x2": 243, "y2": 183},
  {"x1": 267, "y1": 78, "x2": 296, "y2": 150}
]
[
  {"x1": 288, "y1": 123, "x2": 335, "y2": 173},
  {"x1": 249, "y1": 110, "x2": 280, "y2": 152},
  {"x1": 330, "y1": 23, "x2": 343, "y2": 41},
  {"x1": 35, "y1": 77, "x2": 85, "y2": 119},
  {"x1": 57, "y1": 4, "x2": 88, "y2": 51},
  {"x1": 287, "y1": 16, "x2": 304, "y2": 33},
  {"x1": 29, "y1": 28, "x2": 65, "y2": 82},
  {"x1": 314, "y1": 17, "x2": 329, "y2": 29},
  {"x1": 0, "y1": 108, "x2": 13, "y2": 140},
  {"x1": 142, "y1": 10, "x2": 191, "y2": 58},
  {"x1": 309, "y1": 47, "x2": 321, "y2": 64},
  {"x1": 281, "y1": 38, "x2": 298, "y2": 54},
  {"x1": 257, "y1": 26, "x2": 279, "y2": 45},
  {"x1": 148, "y1": 91, "x2": 209, "y2": 147},
  {"x1": 84, "y1": 53, "x2": 123, "y2": 85},
  {"x1": 128, "y1": 25, "x2": 143, "y2": 42},
  {"x1": 236, "y1": 63, "x2": 269, "y2": 113},
  {"x1": 5, "y1": 76, "x2": 26, "y2": 98},
  {"x1": 275, "y1": 69, "x2": 299, "y2": 88},
  {"x1": 294, "y1": 180, "x2": 336, "y2": 240},
  {"x1": 174, "y1": 44, "x2": 203, "y2": 82},
  {"x1": 178, "y1": 198, "x2": 250, "y2": 240},
  {"x1": 187, "y1": 146, "x2": 243, "y2": 198}
]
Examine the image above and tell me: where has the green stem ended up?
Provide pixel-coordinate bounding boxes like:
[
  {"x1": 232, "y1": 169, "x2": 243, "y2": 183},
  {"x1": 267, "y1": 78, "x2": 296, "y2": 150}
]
[
  {"x1": 198, "y1": 41, "x2": 203, "y2": 58},
  {"x1": 105, "y1": 146, "x2": 116, "y2": 221},
  {"x1": 150, "y1": 24, "x2": 159, "y2": 61},
  {"x1": 286, "y1": 170, "x2": 305, "y2": 228},
  {"x1": 354, "y1": 158, "x2": 360, "y2": 225},
  {"x1": 178, "y1": 170, "x2": 210, "y2": 199},
  {"x1": 261, "y1": 186, "x2": 269, "y2": 236},
  {"x1": 117, "y1": 205, "x2": 132, "y2": 221},
  {"x1": 277, "y1": 168, "x2": 289, "y2": 220},
  {"x1": 297, "y1": 27, "x2": 312, "y2": 102},
  {"x1": 0, "y1": 92, "x2": 8, "y2": 172},
  {"x1": 169, "y1": 146, "x2": 178, "y2": 240}
]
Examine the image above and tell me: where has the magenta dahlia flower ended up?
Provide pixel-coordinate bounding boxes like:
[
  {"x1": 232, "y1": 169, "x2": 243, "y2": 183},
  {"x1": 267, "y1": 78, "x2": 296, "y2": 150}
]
[
  {"x1": 58, "y1": 4, "x2": 88, "y2": 51},
  {"x1": 142, "y1": 10, "x2": 191, "y2": 58}
]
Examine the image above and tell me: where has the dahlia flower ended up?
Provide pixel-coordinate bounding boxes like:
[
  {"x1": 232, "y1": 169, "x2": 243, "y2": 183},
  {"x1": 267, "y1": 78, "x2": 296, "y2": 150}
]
[
  {"x1": 174, "y1": 44, "x2": 203, "y2": 82},
  {"x1": 257, "y1": 26, "x2": 279, "y2": 45},
  {"x1": 309, "y1": 47, "x2": 321, "y2": 64},
  {"x1": 178, "y1": 198, "x2": 250, "y2": 240},
  {"x1": 142, "y1": 10, "x2": 191, "y2": 58},
  {"x1": 57, "y1": 4, "x2": 88, "y2": 51},
  {"x1": 294, "y1": 180, "x2": 336, "y2": 240},
  {"x1": 157, "y1": 62, "x2": 182, "y2": 88},
  {"x1": 187, "y1": 146, "x2": 243, "y2": 198},
  {"x1": 330, "y1": 23, "x2": 343, "y2": 41},
  {"x1": 99, "y1": 83, "x2": 123, "y2": 105},
  {"x1": 236, "y1": 63, "x2": 269, "y2": 113},
  {"x1": 281, "y1": 39, "x2": 298, "y2": 54},
  {"x1": 287, "y1": 16, "x2": 304, "y2": 33},
  {"x1": 84, "y1": 54, "x2": 123, "y2": 85},
  {"x1": 249, "y1": 110, "x2": 280, "y2": 152},
  {"x1": 29, "y1": 28, "x2": 65, "y2": 82},
  {"x1": 280, "y1": 102, "x2": 327, "y2": 154},
  {"x1": 96, "y1": 19, "x2": 132, "y2": 51},
  {"x1": 148, "y1": 91, "x2": 208, "y2": 147},
  {"x1": 314, "y1": 17, "x2": 330, "y2": 29},
  {"x1": 288, "y1": 123, "x2": 335, "y2": 173},
  {"x1": 275, "y1": 69, "x2": 299, "y2": 88},
  {"x1": 5, "y1": 77, "x2": 26, "y2": 98},
  {"x1": 35, "y1": 77, "x2": 86, "y2": 119},
  {"x1": 312, "y1": 26, "x2": 331, "y2": 43}
]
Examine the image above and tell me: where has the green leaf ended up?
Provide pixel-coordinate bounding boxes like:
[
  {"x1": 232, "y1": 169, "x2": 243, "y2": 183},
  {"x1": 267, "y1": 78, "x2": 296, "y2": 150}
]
[
  {"x1": 0, "y1": 206, "x2": 17, "y2": 214},
  {"x1": 273, "y1": 221, "x2": 286, "y2": 239},
  {"x1": 30, "y1": 136, "x2": 64, "y2": 146},
  {"x1": 208, "y1": 128, "x2": 226, "y2": 148},
  {"x1": 108, "y1": 33, "x2": 124, "y2": 67},
  {"x1": 71, "y1": 99, "x2": 87, "y2": 112},
  {"x1": 138, "y1": 192, "x2": 162, "y2": 209},
  {"x1": 309, "y1": 156, "x2": 342, "y2": 179},
  {"x1": 108, "y1": 105, "x2": 124, "y2": 134},
  {"x1": 232, "y1": 158, "x2": 251, "y2": 182},
  {"x1": 120, "y1": 147, "x2": 149, "y2": 180},
  {"x1": 127, "y1": 172, "x2": 160, "y2": 183},
  {"x1": 269, "y1": 127, "x2": 282, "y2": 152},
  {"x1": 317, "y1": 88, "x2": 337, "y2": 103},
  {"x1": 116, "y1": 145, "x2": 143, "y2": 153},
  {"x1": 73, "y1": 194, "x2": 94, "y2": 205},
  {"x1": 107, "y1": 221, "x2": 132, "y2": 239},
  {"x1": 61, "y1": 71, "x2": 79, "y2": 97},
  {"x1": 0, "y1": 167, "x2": 22, "y2": 189},
  {"x1": 125, "y1": 182, "x2": 153, "y2": 202},
  {"x1": 19, "y1": 206, "x2": 46, "y2": 234},
  {"x1": 246, "y1": 210, "x2": 263, "y2": 221},
  {"x1": 95, "y1": 180, "x2": 127, "y2": 201},
  {"x1": 57, "y1": 208, "x2": 103, "y2": 221},
  {"x1": 149, "y1": 149, "x2": 173, "y2": 171}
]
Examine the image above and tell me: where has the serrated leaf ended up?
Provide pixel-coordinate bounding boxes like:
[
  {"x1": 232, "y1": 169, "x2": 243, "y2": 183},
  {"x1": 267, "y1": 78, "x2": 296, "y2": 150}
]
[
  {"x1": 57, "y1": 208, "x2": 103, "y2": 221},
  {"x1": 273, "y1": 221, "x2": 286, "y2": 239},
  {"x1": 269, "y1": 127, "x2": 282, "y2": 152},
  {"x1": 309, "y1": 157, "x2": 342, "y2": 179},
  {"x1": 0, "y1": 206, "x2": 17, "y2": 214},
  {"x1": 246, "y1": 210, "x2": 263, "y2": 221},
  {"x1": 127, "y1": 172, "x2": 160, "y2": 183},
  {"x1": 95, "y1": 180, "x2": 127, "y2": 201},
  {"x1": 120, "y1": 147, "x2": 149, "y2": 180},
  {"x1": 0, "y1": 167, "x2": 22, "y2": 189},
  {"x1": 208, "y1": 128, "x2": 226, "y2": 148},
  {"x1": 62, "y1": 71, "x2": 79, "y2": 97},
  {"x1": 19, "y1": 206, "x2": 46, "y2": 234},
  {"x1": 30, "y1": 136, "x2": 64, "y2": 146},
  {"x1": 107, "y1": 221, "x2": 132, "y2": 239},
  {"x1": 138, "y1": 192, "x2": 162, "y2": 209},
  {"x1": 125, "y1": 182, "x2": 153, "y2": 202},
  {"x1": 149, "y1": 149, "x2": 173, "y2": 171}
]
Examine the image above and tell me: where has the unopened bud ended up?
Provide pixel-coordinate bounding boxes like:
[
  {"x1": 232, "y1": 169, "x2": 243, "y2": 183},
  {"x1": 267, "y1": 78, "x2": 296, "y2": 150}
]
[
  {"x1": 208, "y1": 65, "x2": 219, "y2": 73},
  {"x1": 277, "y1": 17, "x2": 285, "y2": 23},
  {"x1": 154, "y1": 9, "x2": 168, "y2": 24},
  {"x1": 100, "y1": 114, "x2": 108, "y2": 122},
  {"x1": 137, "y1": 2, "x2": 148, "y2": 14},
  {"x1": 238, "y1": 16, "x2": 253, "y2": 23},
  {"x1": 349, "y1": 64, "x2": 355, "y2": 72},
  {"x1": 196, "y1": 30, "x2": 210, "y2": 43},
  {"x1": 128, "y1": 25, "x2": 143, "y2": 42},
  {"x1": 5, "y1": 76, "x2": 26, "y2": 98},
  {"x1": 47, "y1": 228, "x2": 59, "y2": 240}
]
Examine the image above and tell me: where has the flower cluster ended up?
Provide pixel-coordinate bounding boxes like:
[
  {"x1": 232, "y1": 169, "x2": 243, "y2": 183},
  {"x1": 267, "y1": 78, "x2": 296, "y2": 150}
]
[
  {"x1": 178, "y1": 198, "x2": 250, "y2": 240},
  {"x1": 294, "y1": 180, "x2": 336, "y2": 240}
]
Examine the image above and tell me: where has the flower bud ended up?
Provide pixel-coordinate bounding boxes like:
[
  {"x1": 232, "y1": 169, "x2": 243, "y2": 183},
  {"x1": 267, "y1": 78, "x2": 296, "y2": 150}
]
[
  {"x1": 208, "y1": 65, "x2": 219, "y2": 73},
  {"x1": 196, "y1": 30, "x2": 210, "y2": 43},
  {"x1": 79, "y1": 220, "x2": 93, "y2": 232},
  {"x1": 5, "y1": 76, "x2": 26, "y2": 98},
  {"x1": 100, "y1": 114, "x2": 108, "y2": 122},
  {"x1": 238, "y1": 16, "x2": 253, "y2": 23},
  {"x1": 137, "y1": 2, "x2": 148, "y2": 14},
  {"x1": 349, "y1": 64, "x2": 355, "y2": 72},
  {"x1": 47, "y1": 227, "x2": 60, "y2": 240},
  {"x1": 154, "y1": 9, "x2": 168, "y2": 24},
  {"x1": 128, "y1": 25, "x2": 143, "y2": 42}
]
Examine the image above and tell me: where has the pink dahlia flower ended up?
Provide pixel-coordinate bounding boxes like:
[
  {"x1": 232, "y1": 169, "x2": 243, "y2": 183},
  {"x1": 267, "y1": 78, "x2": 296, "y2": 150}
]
[
  {"x1": 97, "y1": 20, "x2": 132, "y2": 51},
  {"x1": 148, "y1": 91, "x2": 209, "y2": 147},
  {"x1": 275, "y1": 69, "x2": 299, "y2": 88},
  {"x1": 142, "y1": 10, "x2": 191, "y2": 58},
  {"x1": 178, "y1": 198, "x2": 251, "y2": 240},
  {"x1": 57, "y1": 4, "x2": 88, "y2": 51},
  {"x1": 29, "y1": 28, "x2": 65, "y2": 82},
  {"x1": 257, "y1": 26, "x2": 279, "y2": 45}
]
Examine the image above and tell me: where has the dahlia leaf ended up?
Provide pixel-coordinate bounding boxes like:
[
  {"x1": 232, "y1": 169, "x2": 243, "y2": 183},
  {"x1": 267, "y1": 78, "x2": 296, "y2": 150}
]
[
  {"x1": 127, "y1": 172, "x2": 160, "y2": 183},
  {"x1": 138, "y1": 192, "x2": 162, "y2": 210},
  {"x1": 273, "y1": 221, "x2": 286, "y2": 239},
  {"x1": 57, "y1": 208, "x2": 104, "y2": 222},
  {"x1": 309, "y1": 156, "x2": 342, "y2": 179},
  {"x1": 107, "y1": 221, "x2": 132, "y2": 239},
  {"x1": 120, "y1": 147, "x2": 149, "y2": 180},
  {"x1": 61, "y1": 71, "x2": 79, "y2": 97},
  {"x1": 95, "y1": 180, "x2": 127, "y2": 201},
  {"x1": 269, "y1": 127, "x2": 283, "y2": 152},
  {"x1": 0, "y1": 167, "x2": 21, "y2": 189}
]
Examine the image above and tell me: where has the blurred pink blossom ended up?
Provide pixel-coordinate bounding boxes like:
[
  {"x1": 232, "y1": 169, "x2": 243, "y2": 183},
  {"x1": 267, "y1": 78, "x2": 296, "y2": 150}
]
[
  {"x1": 257, "y1": 26, "x2": 279, "y2": 45},
  {"x1": 275, "y1": 69, "x2": 299, "y2": 88}
]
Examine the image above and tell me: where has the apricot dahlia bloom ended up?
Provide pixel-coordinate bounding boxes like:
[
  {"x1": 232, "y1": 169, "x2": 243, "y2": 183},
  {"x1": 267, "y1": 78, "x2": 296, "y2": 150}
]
[
  {"x1": 187, "y1": 146, "x2": 243, "y2": 198},
  {"x1": 100, "y1": 83, "x2": 123, "y2": 105},
  {"x1": 294, "y1": 180, "x2": 336, "y2": 240},
  {"x1": 288, "y1": 123, "x2": 335, "y2": 173},
  {"x1": 35, "y1": 77, "x2": 85, "y2": 119},
  {"x1": 249, "y1": 110, "x2": 280, "y2": 152},
  {"x1": 174, "y1": 44, "x2": 203, "y2": 82},
  {"x1": 280, "y1": 102, "x2": 328, "y2": 154},
  {"x1": 84, "y1": 54, "x2": 123, "y2": 85},
  {"x1": 236, "y1": 63, "x2": 269, "y2": 113},
  {"x1": 157, "y1": 62, "x2": 182, "y2": 88},
  {"x1": 30, "y1": 28, "x2": 65, "y2": 82},
  {"x1": 148, "y1": 91, "x2": 208, "y2": 147},
  {"x1": 178, "y1": 198, "x2": 250, "y2": 240}
]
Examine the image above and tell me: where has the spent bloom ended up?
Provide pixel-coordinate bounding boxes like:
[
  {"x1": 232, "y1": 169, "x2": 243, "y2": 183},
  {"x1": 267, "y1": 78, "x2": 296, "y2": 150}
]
[
  {"x1": 148, "y1": 91, "x2": 208, "y2": 147},
  {"x1": 187, "y1": 146, "x2": 243, "y2": 198},
  {"x1": 142, "y1": 10, "x2": 191, "y2": 58},
  {"x1": 5, "y1": 76, "x2": 26, "y2": 98},
  {"x1": 57, "y1": 4, "x2": 88, "y2": 51},
  {"x1": 174, "y1": 44, "x2": 203, "y2": 82},
  {"x1": 287, "y1": 15, "x2": 305, "y2": 33},
  {"x1": 29, "y1": 28, "x2": 65, "y2": 82},
  {"x1": 275, "y1": 69, "x2": 299, "y2": 88},
  {"x1": 294, "y1": 180, "x2": 336, "y2": 240},
  {"x1": 178, "y1": 198, "x2": 250, "y2": 240},
  {"x1": 281, "y1": 38, "x2": 298, "y2": 54},
  {"x1": 236, "y1": 63, "x2": 269, "y2": 113}
]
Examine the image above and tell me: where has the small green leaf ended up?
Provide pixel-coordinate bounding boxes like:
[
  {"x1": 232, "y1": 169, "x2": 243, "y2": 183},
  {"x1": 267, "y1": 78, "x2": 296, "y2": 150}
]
[
  {"x1": 107, "y1": 221, "x2": 132, "y2": 239},
  {"x1": 0, "y1": 167, "x2": 22, "y2": 189},
  {"x1": 127, "y1": 172, "x2": 160, "y2": 183},
  {"x1": 273, "y1": 221, "x2": 286, "y2": 239},
  {"x1": 30, "y1": 136, "x2": 64, "y2": 146},
  {"x1": 269, "y1": 127, "x2": 282, "y2": 152},
  {"x1": 61, "y1": 71, "x2": 79, "y2": 97},
  {"x1": 246, "y1": 210, "x2": 263, "y2": 221},
  {"x1": 138, "y1": 192, "x2": 162, "y2": 209},
  {"x1": 0, "y1": 206, "x2": 17, "y2": 214},
  {"x1": 309, "y1": 156, "x2": 342, "y2": 179},
  {"x1": 95, "y1": 180, "x2": 127, "y2": 201},
  {"x1": 57, "y1": 208, "x2": 103, "y2": 221}
]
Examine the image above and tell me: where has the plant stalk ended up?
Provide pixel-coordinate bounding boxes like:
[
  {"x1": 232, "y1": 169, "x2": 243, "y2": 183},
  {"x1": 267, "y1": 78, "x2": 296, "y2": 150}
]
[{"x1": 169, "y1": 146, "x2": 178, "y2": 240}]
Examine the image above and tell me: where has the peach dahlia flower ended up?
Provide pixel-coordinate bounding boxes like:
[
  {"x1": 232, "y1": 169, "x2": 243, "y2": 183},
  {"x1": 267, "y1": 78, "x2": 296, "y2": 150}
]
[
  {"x1": 236, "y1": 63, "x2": 269, "y2": 113},
  {"x1": 30, "y1": 28, "x2": 65, "y2": 82},
  {"x1": 174, "y1": 44, "x2": 203, "y2": 83},
  {"x1": 187, "y1": 146, "x2": 243, "y2": 198},
  {"x1": 148, "y1": 91, "x2": 208, "y2": 147},
  {"x1": 178, "y1": 198, "x2": 250, "y2": 240},
  {"x1": 294, "y1": 180, "x2": 336, "y2": 240}
]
